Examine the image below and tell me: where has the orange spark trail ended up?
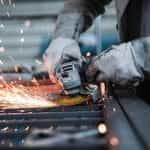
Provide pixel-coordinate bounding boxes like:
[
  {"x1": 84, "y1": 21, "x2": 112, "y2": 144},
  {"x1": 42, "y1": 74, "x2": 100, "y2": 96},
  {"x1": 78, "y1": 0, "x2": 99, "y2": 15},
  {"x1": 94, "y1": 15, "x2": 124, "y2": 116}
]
[{"x1": 0, "y1": 77, "x2": 57, "y2": 109}]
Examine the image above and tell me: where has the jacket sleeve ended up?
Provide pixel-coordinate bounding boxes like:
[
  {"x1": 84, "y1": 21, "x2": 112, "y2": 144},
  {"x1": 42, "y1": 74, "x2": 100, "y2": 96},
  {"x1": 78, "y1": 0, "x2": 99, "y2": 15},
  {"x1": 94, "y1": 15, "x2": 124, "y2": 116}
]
[
  {"x1": 53, "y1": 0, "x2": 112, "y2": 40},
  {"x1": 131, "y1": 36, "x2": 150, "y2": 78}
]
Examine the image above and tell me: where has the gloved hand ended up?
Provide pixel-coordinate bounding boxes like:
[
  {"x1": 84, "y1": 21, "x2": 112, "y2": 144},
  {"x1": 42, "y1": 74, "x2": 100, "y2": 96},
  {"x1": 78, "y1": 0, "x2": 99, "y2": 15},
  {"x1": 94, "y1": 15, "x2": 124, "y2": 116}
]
[
  {"x1": 86, "y1": 42, "x2": 144, "y2": 86},
  {"x1": 43, "y1": 37, "x2": 82, "y2": 75}
]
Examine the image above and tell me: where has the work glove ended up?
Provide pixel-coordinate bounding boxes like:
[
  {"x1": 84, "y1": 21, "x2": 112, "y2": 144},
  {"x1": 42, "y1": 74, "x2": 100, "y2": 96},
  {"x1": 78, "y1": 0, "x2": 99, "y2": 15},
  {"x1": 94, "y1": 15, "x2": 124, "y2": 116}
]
[
  {"x1": 43, "y1": 37, "x2": 82, "y2": 75},
  {"x1": 86, "y1": 42, "x2": 144, "y2": 86}
]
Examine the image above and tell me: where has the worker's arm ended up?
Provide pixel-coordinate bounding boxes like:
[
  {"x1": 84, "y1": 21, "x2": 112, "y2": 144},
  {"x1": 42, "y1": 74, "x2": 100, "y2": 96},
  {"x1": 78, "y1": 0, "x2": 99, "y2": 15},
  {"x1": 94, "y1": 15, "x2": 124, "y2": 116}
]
[
  {"x1": 86, "y1": 36, "x2": 150, "y2": 86},
  {"x1": 44, "y1": 0, "x2": 112, "y2": 74},
  {"x1": 54, "y1": 0, "x2": 112, "y2": 40}
]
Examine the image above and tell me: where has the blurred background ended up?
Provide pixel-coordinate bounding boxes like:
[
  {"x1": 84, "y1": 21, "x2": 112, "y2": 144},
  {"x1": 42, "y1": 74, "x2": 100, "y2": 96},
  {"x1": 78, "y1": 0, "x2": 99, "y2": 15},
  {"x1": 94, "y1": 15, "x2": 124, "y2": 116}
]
[{"x1": 0, "y1": 0, "x2": 119, "y2": 69}]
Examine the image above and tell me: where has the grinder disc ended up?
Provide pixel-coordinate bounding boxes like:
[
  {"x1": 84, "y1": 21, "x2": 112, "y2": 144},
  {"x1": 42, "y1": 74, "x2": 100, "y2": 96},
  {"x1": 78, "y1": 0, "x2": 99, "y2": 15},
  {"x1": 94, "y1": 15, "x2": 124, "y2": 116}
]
[{"x1": 47, "y1": 93, "x2": 90, "y2": 106}]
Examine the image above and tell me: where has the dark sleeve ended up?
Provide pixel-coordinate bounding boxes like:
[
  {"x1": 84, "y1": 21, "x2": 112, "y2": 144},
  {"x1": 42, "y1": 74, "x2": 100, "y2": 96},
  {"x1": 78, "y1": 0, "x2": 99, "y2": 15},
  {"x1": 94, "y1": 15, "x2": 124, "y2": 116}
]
[{"x1": 53, "y1": 0, "x2": 112, "y2": 40}]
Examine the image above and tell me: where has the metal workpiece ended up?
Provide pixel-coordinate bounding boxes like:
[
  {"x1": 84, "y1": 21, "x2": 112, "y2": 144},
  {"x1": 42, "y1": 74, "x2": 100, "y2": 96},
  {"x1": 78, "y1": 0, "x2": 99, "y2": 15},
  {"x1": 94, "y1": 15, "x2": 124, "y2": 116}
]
[
  {"x1": 1, "y1": 83, "x2": 150, "y2": 150},
  {"x1": 0, "y1": 69, "x2": 150, "y2": 149},
  {"x1": 0, "y1": 64, "x2": 106, "y2": 150},
  {"x1": 0, "y1": 71, "x2": 107, "y2": 149},
  {"x1": 0, "y1": 100, "x2": 107, "y2": 149}
]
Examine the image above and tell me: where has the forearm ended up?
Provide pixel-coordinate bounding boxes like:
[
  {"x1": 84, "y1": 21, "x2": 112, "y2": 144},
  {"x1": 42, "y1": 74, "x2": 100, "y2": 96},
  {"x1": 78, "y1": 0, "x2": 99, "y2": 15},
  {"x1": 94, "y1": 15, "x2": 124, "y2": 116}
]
[
  {"x1": 53, "y1": 0, "x2": 112, "y2": 40},
  {"x1": 131, "y1": 37, "x2": 150, "y2": 76}
]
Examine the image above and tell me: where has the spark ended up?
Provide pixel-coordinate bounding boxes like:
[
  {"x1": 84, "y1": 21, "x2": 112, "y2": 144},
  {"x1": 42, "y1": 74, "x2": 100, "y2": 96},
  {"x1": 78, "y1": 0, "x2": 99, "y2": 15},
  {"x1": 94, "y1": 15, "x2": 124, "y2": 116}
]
[
  {"x1": 31, "y1": 78, "x2": 39, "y2": 86},
  {"x1": 24, "y1": 126, "x2": 30, "y2": 132},
  {"x1": 86, "y1": 52, "x2": 91, "y2": 57},
  {"x1": 100, "y1": 82, "x2": 108, "y2": 100},
  {"x1": 18, "y1": 76, "x2": 22, "y2": 80},
  {"x1": 24, "y1": 20, "x2": 31, "y2": 28},
  {"x1": 19, "y1": 110, "x2": 25, "y2": 113},
  {"x1": 0, "y1": 76, "x2": 4, "y2": 80},
  {"x1": 113, "y1": 108, "x2": 116, "y2": 112},
  {"x1": 20, "y1": 37, "x2": 24, "y2": 43},
  {"x1": 1, "y1": 127, "x2": 9, "y2": 132},
  {"x1": 35, "y1": 59, "x2": 42, "y2": 65},
  {"x1": 0, "y1": 60, "x2": 4, "y2": 65},
  {"x1": 100, "y1": 82, "x2": 106, "y2": 97},
  {"x1": 98, "y1": 123, "x2": 107, "y2": 134},
  {"x1": 14, "y1": 129, "x2": 18, "y2": 132},
  {"x1": 14, "y1": 65, "x2": 19, "y2": 72},
  {"x1": 20, "y1": 29, "x2": 24, "y2": 34},
  {"x1": 0, "y1": 47, "x2": 5, "y2": 52},
  {"x1": 0, "y1": 81, "x2": 57, "y2": 109},
  {"x1": 109, "y1": 136, "x2": 119, "y2": 146},
  {"x1": 0, "y1": 84, "x2": 4, "y2": 88},
  {"x1": 0, "y1": 24, "x2": 5, "y2": 29}
]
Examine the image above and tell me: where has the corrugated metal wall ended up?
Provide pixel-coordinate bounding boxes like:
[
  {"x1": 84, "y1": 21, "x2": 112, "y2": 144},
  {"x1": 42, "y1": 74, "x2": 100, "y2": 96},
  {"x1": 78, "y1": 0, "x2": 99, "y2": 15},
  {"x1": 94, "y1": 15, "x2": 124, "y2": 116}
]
[
  {"x1": 0, "y1": 0, "x2": 63, "y2": 68},
  {"x1": 0, "y1": 0, "x2": 118, "y2": 69}
]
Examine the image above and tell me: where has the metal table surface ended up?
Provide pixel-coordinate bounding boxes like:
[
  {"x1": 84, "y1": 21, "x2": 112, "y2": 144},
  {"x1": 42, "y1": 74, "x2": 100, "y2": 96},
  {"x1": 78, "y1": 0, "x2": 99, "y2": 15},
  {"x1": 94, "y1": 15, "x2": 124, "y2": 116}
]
[
  {"x1": 0, "y1": 103, "x2": 108, "y2": 149},
  {"x1": 0, "y1": 87, "x2": 149, "y2": 149}
]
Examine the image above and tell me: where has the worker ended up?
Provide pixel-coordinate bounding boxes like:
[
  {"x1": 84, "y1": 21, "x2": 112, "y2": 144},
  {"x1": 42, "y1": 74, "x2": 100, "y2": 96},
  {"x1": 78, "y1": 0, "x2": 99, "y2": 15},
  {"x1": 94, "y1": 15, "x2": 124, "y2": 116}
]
[{"x1": 43, "y1": 0, "x2": 150, "y2": 87}]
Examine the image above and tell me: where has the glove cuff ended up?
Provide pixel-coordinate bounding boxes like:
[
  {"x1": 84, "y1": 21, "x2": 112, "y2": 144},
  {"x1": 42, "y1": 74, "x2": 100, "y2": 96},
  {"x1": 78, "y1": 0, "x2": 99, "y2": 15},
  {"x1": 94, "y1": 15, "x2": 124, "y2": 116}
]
[{"x1": 126, "y1": 41, "x2": 144, "y2": 80}]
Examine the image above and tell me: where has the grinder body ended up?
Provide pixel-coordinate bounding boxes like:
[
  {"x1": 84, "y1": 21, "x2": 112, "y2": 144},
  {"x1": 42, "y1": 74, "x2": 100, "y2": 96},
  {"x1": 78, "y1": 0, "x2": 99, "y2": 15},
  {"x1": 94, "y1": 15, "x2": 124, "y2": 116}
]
[{"x1": 56, "y1": 61, "x2": 82, "y2": 95}]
